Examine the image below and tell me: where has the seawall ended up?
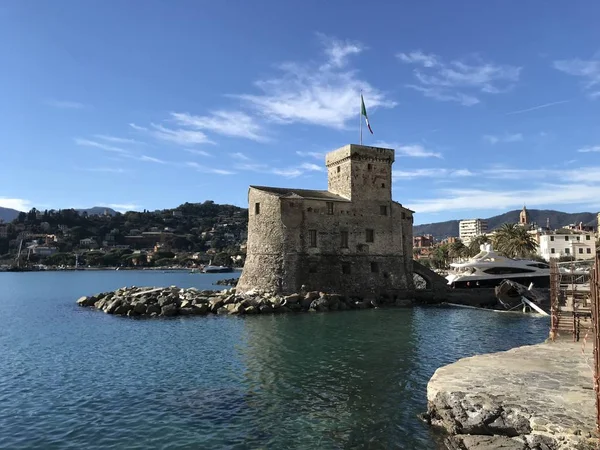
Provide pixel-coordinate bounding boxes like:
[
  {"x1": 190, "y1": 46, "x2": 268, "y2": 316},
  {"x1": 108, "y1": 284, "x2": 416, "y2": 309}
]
[{"x1": 424, "y1": 341, "x2": 597, "y2": 449}]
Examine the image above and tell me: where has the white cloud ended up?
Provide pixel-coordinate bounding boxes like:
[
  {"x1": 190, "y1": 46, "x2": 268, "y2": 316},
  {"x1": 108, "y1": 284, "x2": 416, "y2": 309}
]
[
  {"x1": 137, "y1": 155, "x2": 166, "y2": 164},
  {"x1": 129, "y1": 122, "x2": 213, "y2": 146},
  {"x1": 398, "y1": 51, "x2": 521, "y2": 105},
  {"x1": 94, "y1": 134, "x2": 143, "y2": 145},
  {"x1": 80, "y1": 167, "x2": 128, "y2": 173},
  {"x1": 396, "y1": 50, "x2": 439, "y2": 68},
  {"x1": 235, "y1": 35, "x2": 395, "y2": 129},
  {"x1": 74, "y1": 138, "x2": 129, "y2": 154},
  {"x1": 407, "y1": 184, "x2": 600, "y2": 214},
  {"x1": 578, "y1": 145, "x2": 600, "y2": 153},
  {"x1": 553, "y1": 58, "x2": 600, "y2": 98},
  {"x1": 185, "y1": 149, "x2": 212, "y2": 157},
  {"x1": 170, "y1": 111, "x2": 266, "y2": 142},
  {"x1": 46, "y1": 100, "x2": 86, "y2": 109},
  {"x1": 272, "y1": 168, "x2": 304, "y2": 177},
  {"x1": 185, "y1": 161, "x2": 236, "y2": 175},
  {"x1": 375, "y1": 141, "x2": 442, "y2": 158},
  {"x1": 296, "y1": 151, "x2": 325, "y2": 159},
  {"x1": 299, "y1": 162, "x2": 324, "y2": 172},
  {"x1": 0, "y1": 198, "x2": 33, "y2": 211},
  {"x1": 482, "y1": 133, "x2": 523, "y2": 144},
  {"x1": 392, "y1": 168, "x2": 473, "y2": 179},
  {"x1": 505, "y1": 100, "x2": 570, "y2": 115},
  {"x1": 231, "y1": 152, "x2": 251, "y2": 160},
  {"x1": 318, "y1": 33, "x2": 365, "y2": 68},
  {"x1": 100, "y1": 203, "x2": 140, "y2": 212}
]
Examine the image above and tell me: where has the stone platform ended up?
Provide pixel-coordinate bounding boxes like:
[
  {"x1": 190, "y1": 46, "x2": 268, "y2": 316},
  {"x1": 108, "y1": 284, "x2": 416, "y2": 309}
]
[{"x1": 425, "y1": 341, "x2": 598, "y2": 449}]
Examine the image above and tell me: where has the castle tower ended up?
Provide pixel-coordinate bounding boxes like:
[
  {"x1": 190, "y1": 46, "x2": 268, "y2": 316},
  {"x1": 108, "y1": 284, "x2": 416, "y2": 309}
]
[
  {"x1": 326, "y1": 144, "x2": 394, "y2": 203},
  {"x1": 519, "y1": 205, "x2": 530, "y2": 226}
]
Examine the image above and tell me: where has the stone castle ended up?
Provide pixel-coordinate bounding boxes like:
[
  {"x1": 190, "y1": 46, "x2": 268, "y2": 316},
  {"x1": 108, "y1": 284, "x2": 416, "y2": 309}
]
[{"x1": 236, "y1": 144, "x2": 414, "y2": 296}]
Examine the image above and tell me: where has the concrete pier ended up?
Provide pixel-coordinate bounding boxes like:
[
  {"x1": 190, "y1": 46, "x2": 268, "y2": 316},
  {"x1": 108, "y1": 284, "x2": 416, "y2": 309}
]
[{"x1": 425, "y1": 341, "x2": 597, "y2": 449}]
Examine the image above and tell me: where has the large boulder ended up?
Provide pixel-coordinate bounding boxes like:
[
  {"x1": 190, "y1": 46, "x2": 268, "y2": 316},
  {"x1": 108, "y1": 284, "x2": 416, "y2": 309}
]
[
  {"x1": 179, "y1": 307, "x2": 195, "y2": 316},
  {"x1": 158, "y1": 296, "x2": 173, "y2": 307},
  {"x1": 76, "y1": 296, "x2": 95, "y2": 307},
  {"x1": 104, "y1": 298, "x2": 122, "y2": 314},
  {"x1": 282, "y1": 293, "x2": 301, "y2": 306},
  {"x1": 310, "y1": 298, "x2": 329, "y2": 312},
  {"x1": 94, "y1": 299, "x2": 107, "y2": 310},
  {"x1": 133, "y1": 302, "x2": 148, "y2": 314},
  {"x1": 209, "y1": 298, "x2": 224, "y2": 312},
  {"x1": 161, "y1": 303, "x2": 178, "y2": 317},
  {"x1": 192, "y1": 304, "x2": 209, "y2": 315},
  {"x1": 146, "y1": 304, "x2": 161, "y2": 315}
]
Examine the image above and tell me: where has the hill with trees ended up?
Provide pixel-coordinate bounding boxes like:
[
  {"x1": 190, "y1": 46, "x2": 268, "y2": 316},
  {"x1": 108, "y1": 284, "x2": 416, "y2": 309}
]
[{"x1": 414, "y1": 209, "x2": 597, "y2": 240}]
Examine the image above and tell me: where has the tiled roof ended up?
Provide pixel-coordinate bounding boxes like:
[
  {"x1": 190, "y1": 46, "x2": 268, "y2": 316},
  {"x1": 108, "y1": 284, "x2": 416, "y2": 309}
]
[{"x1": 250, "y1": 186, "x2": 350, "y2": 202}]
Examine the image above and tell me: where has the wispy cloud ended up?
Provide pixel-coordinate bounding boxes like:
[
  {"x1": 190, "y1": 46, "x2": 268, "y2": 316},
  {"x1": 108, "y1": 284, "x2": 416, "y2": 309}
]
[
  {"x1": 185, "y1": 149, "x2": 212, "y2": 157},
  {"x1": 74, "y1": 138, "x2": 129, "y2": 154},
  {"x1": 392, "y1": 168, "x2": 473, "y2": 179},
  {"x1": 231, "y1": 152, "x2": 250, "y2": 160},
  {"x1": 553, "y1": 57, "x2": 600, "y2": 99},
  {"x1": 299, "y1": 162, "x2": 325, "y2": 172},
  {"x1": 79, "y1": 167, "x2": 129, "y2": 174},
  {"x1": 482, "y1": 133, "x2": 523, "y2": 144},
  {"x1": 93, "y1": 134, "x2": 144, "y2": 145},
  {"x1": 232, "y1": 154, "x2": 324, "y2": 178},
  {"x1": 46, "y1": 100, "x2": 86, "y2": 109},
  {"x1": 100, "y1": 203, "x2": 140, "y2": 212},
  {"x1": 234, "y1": 34, "x2": 395, "y2": 129},
  {"x1": 170, "y1": 111, "x2": 266, "y2": 142},
  {"x1": 296, "y1": 151, "x2": 325, "y2": 160},
  {"x1": 137, "y1": 155, "x2": 167, "y2": 164},
  {"x1": 374, "y1": 141, "x2": 442, "y2": 158},
  {"x1": 397, "y1": 51, "x2": 521, "y2": 105},
  {"x1": 578, "y1": 145, "x2": 600, "y2": 153},
  {"x1": 505, "y1": 100, "x2": 570, "y2": 115},
  {"x1": 185, "y1": 161, "x2": 236, "y2": 175},
  {"x1": 0, "y1": 197, "x2": 33, "y2": 211},
  {"x1": 129, "y1": 122, "x2": 214, "y2": 146}
]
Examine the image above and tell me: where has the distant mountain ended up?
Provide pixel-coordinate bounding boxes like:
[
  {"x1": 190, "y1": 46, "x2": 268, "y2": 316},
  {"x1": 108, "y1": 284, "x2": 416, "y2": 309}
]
[
  {"x1": 0, "y1": 207, "x2": 20, "y2": 223},
  {"x1": 414, "y1": 209, "x2": 598, "y2": 240},
  {"x1": 76, "y1": 207, "x2": 118, "y2": 216}
]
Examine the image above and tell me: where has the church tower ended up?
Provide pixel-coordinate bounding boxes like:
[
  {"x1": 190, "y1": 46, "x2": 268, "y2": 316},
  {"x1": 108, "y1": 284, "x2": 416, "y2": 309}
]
[{"x1": 519, "y1": 205, "x2": 530, "y2": 226}]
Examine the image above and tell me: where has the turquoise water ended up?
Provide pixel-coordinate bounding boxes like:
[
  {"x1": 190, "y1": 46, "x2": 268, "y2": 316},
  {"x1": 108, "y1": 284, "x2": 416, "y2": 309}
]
[{"x1": 0, "y1": 271, "x2": 549, "y2": 449}]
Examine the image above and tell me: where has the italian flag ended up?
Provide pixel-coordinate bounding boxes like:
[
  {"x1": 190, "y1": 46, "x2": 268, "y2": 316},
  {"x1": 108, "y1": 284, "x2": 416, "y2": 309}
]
[{"x1": 361, "y1": 94, "x2": 373, "y2": 134}]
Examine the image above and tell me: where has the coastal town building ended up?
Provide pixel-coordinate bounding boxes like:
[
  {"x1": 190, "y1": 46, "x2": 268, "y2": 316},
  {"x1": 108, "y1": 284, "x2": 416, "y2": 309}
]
[
  {"x1": 538, "y1": 232, "x2": 596, "y2": 261},
  {"x1": 236, "y1": 144, "x2": 414, "y2": 296},
  {"x1": 459, "y1": 219, "x2": 488, "y2": 245}
]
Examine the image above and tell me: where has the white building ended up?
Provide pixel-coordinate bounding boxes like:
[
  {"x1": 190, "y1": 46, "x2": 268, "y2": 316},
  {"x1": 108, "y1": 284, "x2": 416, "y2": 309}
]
[
  {"x1": 459, "y1": 219, "x2": 488, "y2": 245},
  {"x1": 538, "y1": 232, "x2": 596, "y2": 261}
]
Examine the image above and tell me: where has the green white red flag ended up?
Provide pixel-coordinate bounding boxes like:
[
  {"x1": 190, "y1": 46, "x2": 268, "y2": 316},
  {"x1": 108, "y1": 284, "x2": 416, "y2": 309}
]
[{"x1": 361, "y1": 94, "x2": 373, "y2": 134}]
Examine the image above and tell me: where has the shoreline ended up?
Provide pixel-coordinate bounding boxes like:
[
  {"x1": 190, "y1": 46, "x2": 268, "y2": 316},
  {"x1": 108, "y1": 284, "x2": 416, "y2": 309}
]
[{"x1": 423, "y1": 341, "x2": 597, "y2": 450}]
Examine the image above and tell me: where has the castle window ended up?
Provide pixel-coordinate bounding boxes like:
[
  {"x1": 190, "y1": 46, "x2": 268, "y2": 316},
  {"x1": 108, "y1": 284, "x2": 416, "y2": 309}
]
[
  {"x1": 309, "y1": 229, "x2": 317, "y2": 247},
  {"x1": 255, "y1": 203, "x2": 260, "y2": 214},
  {"x1": 340, "y1": 231, "x2": 349, "y2": 248},
  {"x1": 337, "y1": 166, "x2": 341, "y2": 173},
  {"x1": 326, "y1": 202, "x2": 334, "y2": 215},
  {"x1": 342, "y1": 263, "x2": 351, "y2": 274},
  {"x1": 380, "y1": 205, "x2": 387, "y2": 216},
  {"x1": 370, "y1": 262, "x2": 379, "y2": 273},
  {"x1": 401, "y1": 212, "x2": 406, "y2": 219},
  {"x1": 368, "y1": 164, "x2": 373, "y2": 171},
  {"x1": 366, "y1": 229, "x2": 374, "y2": 243},
  {"x1": 381, "y1": 183, "x2": 385, "y2": 188}
]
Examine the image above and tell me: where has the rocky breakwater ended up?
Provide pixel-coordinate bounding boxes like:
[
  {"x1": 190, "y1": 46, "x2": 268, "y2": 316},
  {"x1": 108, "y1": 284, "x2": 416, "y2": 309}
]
[
  {"x1": 76, "y1": 286, "x2": 415, "y2": 318},
  {"x1": 423, "y1": 341, "x2": 597, "y2": 450}
]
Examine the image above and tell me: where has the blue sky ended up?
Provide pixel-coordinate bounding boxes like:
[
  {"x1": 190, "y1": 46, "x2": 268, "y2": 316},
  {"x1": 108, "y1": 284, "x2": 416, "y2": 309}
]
[{"x1": 1, "y1": 0, "x2": 599, "y2": 224}]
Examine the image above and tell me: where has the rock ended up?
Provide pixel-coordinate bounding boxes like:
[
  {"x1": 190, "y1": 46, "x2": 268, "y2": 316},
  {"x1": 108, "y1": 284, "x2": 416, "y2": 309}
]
[
  {"x1": 259, "y1": 304, "x2": 273, "y2": 314},
  {"x1": 161, "y1": 303, "x2": 178, "y2": 317},
  {"x1": 94, "y1": 299, "x2": 107, "y2": 310},
  {"x1": 338, "y1": 302, "x2": 348, "y2": 311},
  {"x1": 133, "y1": 302, "x2": 147, "y2": 314},
  {"x1": 209, "y1": 298, "x2": 224, "y2": 312},
  {"x1": 328, "y1": 294, "x2": 341, "y2": 305},
  {"x1": 244, "y1": 305, "x2": 258, "y2": 314},
  {"x1": 179, "y1": 307, "x2": 195, "y2": 316},
  {"x1": 76, "y1": 296, "x2": 94, "y2": 307},
  {"x1": 305, "y1": 291, "x2": 319, "y2": 301},
  {"x1": 222, "y1": 294, "x2": 237, "y2": 306},
  {"x1": 127, "y1": 309, "x2": 139, "y2": 317},
  {"x1": 278, "y1": 306, "x2": 292, "y2": 314},
  {"x1": 192, "y1": 304, "x2": 209, "y2": 315},
  {"x1": 310, "y1": 298, "x2": 329, "y2": 312},
  {"x1": 158, "y1": 296, "x2": 174, "y2": 307},
  {"x1": 180, "y1": 300, "x2": 192, "y2": 309},
  {"x1": 395, "y1": 298, "x2": 413, "y2": 307},
  {"x1": 104, "y1": 298, "x2": 122, "y2": 314},
  {"x1": 445, "y1": 435, "x2": 528, "y2": 450},
  {"x1": 216, "y1": 307, "x2": 229, "y2": 315},
  {"x1": 146, "y1": 304, "x2": 161, "y2": 315},
  {"x1": 269, "y1": 297, "x2": 282, "y2": 308},
  {"x1": 283, "y1": 293, "x2": 301, "y2": 304},
  {"x1": 300, "y1": 297, "x2": 313, "y2": 310},
  {"x1": 114, "y1": 304, "x2": 130, "y2": 315}
]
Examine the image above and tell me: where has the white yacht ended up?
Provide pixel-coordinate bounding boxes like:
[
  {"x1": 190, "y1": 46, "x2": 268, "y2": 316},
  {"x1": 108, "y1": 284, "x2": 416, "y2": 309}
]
[{"x1": 446, "y1": 244, "x2": 550, "y2": 288}]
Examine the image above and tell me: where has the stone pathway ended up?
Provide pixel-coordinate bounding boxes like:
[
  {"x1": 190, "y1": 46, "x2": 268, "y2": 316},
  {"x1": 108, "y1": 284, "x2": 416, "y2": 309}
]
[{"x1": 426, "y1": 341, "x2": 598, "y2": 449}]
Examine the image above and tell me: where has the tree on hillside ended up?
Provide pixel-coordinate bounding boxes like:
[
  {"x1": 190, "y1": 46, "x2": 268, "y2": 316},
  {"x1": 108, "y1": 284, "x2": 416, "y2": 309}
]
[
  {"x1": 492, "y1": 223, "x2": 538, "y2": 259},
  {"x1": 448, "y1": 241, "x2": 468, "y2": 261},
  {"x1": 468, "y1": 235, "x2": 490, "y2": 257}
]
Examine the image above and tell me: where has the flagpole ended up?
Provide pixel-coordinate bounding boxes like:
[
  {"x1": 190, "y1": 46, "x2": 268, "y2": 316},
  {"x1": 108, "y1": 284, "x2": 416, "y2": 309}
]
[{"x1": 359, "y1": 90, "x2": 363, "y2": 145}]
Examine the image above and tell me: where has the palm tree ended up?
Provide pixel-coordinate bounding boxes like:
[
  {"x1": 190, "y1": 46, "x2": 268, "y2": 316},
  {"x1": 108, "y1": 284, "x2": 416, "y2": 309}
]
[
  {"x1": 468, "y1": 235, "x2": 490, "y2": 257},
  {"x1": 449, "y1": 241, "x2": 468, "y2": 261},
  {"x1": 493, "y1": 223, "x2": 538, "y2": 258}
]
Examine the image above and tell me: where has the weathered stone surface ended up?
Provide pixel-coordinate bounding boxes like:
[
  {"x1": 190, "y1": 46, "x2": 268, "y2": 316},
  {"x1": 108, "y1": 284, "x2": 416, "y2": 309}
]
[
  {"x1": 179, "y1": 307, "x2": 194, "y2": 316},
  {"x1": 146, "y1": 304, "x2": 161, "y2": 315},
  {"x1": 104, "y1": 298, "x2": 122, "y2": 314},
  {"x1": 161, "y1": 304, "x2": 178, "y2": 317},
  {"x1": 283, "y1": 293, "x2": 301, "y2": 304},
  {"x1": 77, "y1": 296, "x2": 94, "y2": 307},
  {"x1": 427, "y1": 342, "x2": 597, "y2": 450},
  {"x1": 445, "y1": 435, "x2": 528, "y2": 450},
  {"x1": 133, "y1": 302, "x2": 147, "y2": 314},
  {"x1": 310, "y1": 298, "x2": 329, "y2": 312},
  {"x1": 192, "y1": 304, "x2": 209, "y2": 315}
]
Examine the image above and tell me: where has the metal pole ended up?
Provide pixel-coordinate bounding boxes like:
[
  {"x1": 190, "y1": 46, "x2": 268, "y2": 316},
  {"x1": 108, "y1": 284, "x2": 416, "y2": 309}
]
[{"x1": 360, "y1": 90, "x2": 363, "y2": 145}]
